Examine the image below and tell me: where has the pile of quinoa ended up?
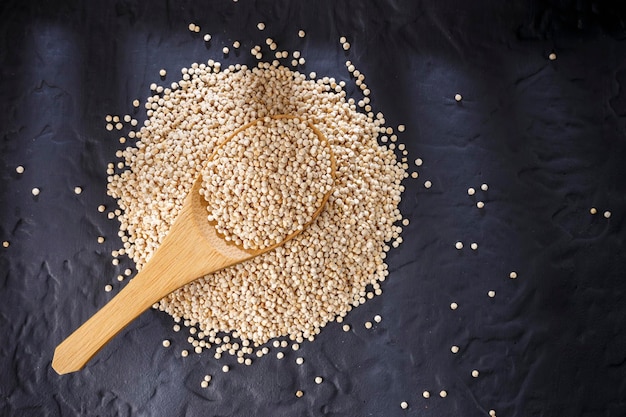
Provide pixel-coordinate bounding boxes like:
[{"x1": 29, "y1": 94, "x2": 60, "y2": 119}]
[{"x1": 108, "y1": 60, "x2": 407, "y2": 357}]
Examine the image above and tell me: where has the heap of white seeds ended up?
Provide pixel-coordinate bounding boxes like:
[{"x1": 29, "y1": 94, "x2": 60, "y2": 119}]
[
  {"x1": 200, "y1": 117, "x2": 334, "y2": 250},
  {"x1": 108, "y1": 60, "x2": 406, "y2": 356}
]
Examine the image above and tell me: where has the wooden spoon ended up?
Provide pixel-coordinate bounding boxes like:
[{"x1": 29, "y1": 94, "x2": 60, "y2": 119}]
[{"x1": 52, "y1": 115, "x2": 335, "y2": 375}]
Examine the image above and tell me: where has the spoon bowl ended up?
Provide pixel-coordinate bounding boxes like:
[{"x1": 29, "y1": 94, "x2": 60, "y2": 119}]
[{"x1": 52, "y1": 114, "x2": 335, "y2": 375}]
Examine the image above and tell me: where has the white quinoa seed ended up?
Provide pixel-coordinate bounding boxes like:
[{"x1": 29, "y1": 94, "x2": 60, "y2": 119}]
[
  {"x1": 549, "y1": 52, "x2": 557, "y2": 61},
  {"x1": 315, "y1": 376, "x2": 323, "y2": 384},
  {"x1": 257, "y1": 22, "x2": 265, "y2": 30},
  {"x1": 2, "y1": 241, "x2": 10, "y2": 248},
  {"x1": 276, "y1": 352, "x2": 284, "y2": 359},
  {"x1": 295, "y1": 357, "x2": 304, "y2": 365},
  {"x1": 604, "y1": 211, "x2": 611, "y2": 218},
  {"x1": 470, "y1": 242, "x2": 478, "y2": 250},
  {"x1": 16, "y1": 165, "x2": 24, "y2": 174},
  {"x1": 203, "y1": 34, "x2": 211, "y2": 42},
  {"x1": 590, "y1": 207, "x2": 597, "y2": 214},
  {"x1": 298, "y1": 30, "x2": 305, "y2": 38},
  {"x1": 159, "y1": 69, "x2": 166, "y2": 77},
  {"x1": 472, "y1": 369, "x2": 479, "y2": 377},
  {"x1": 108, "y1": 60, "x2": 406, "y2": 356},
  {"x1": 342, "y1": 324, "x2": 351, "y2": 332},
  {"x1": 31, "y1": 187, "x2": 40, "y2": 196},
  {"x1": 489, "y1": 410, "x2": 496, "y2": 417},
  {"x1": 422, "y1": 391, "x2": 430, "y2": 399},
  {"x1": 451, "y1": 345, "x2": 459, "y2": 354},
  {"x1": 364, "y1": 321, "x2": 372, "y2": 329},
  {"x1": 467, "y1": 187, "x2": 475, "y2": 195},
  {"x1": 400, "y1": 401, "x2": 408, "y2": 409},
  {"x1": 373, "y1": 314, "x2": 382, "y2": 323},
  {"x1": 455, "y1": 93, "x2": 462, "y2": 102},
  {"x1": 450, "y1": 302, "x2": 458, "y2": 310},
  {"x1": 424, "y1": 180, "x2": 432, "y2": 188},
  {"x1": 200, "y1": 380, "x2": 209, "y2": 388},
  {"x1": 295, "y1": 390, "x2": 304, "y2": 398},
  {"x1": 477, "y1": 201, "x2": 485, "y2": 209},
  {"x1": 488, "y1": 290, "x2": 496, "y2": 298},
  {"x1": 509, "y1": 271, "x2": 518, "y2": 279},
  {"x1": 481, "y1": 183, "x2": 488, "y2": 191},
  {"x1": 162, "y1": 339, "x2": 170, "y2": 347},
  {"x1": 455, "y1": 241, "x2": 463, "y2": 250},
  {"x1": 97, "y1": 236, "x2": 105, "y2": 244},
  {"x1": 222, "y1": 365, "x2": 229, "y2": 372},
  {"x1": 74, "y1": 186, "x2": 82, "y2": 194},
  {"x1": 104, "y1": 284, "x2": 112, "y2": 292},
  {"x1": 439, "y1": 390, "x2": 447, "y2": 398}
]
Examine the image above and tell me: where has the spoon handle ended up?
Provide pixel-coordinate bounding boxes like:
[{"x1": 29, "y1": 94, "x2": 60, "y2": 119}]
[{"x1": 52, "y1": 205, "x2": 231, "y2": 375}]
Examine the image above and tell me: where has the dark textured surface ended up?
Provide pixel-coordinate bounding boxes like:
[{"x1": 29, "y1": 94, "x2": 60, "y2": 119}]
[{"x1": 2, "y1": 0, "x2": 626, "y2": 416}]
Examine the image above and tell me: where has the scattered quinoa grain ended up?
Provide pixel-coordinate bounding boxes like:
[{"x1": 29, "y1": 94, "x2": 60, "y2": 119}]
[
  {"x1": 364, "y1": 321, "x2": 372, "y2": 329},
  {"x1": 549, "y1": 52, "x2": 557, "y2": 61},
  {"x1": 604, "y1": 211, "x2": 611, "y2": 218},
  {"x1": 181, "y1": 350, "x2": 188, "y2": 357},
  {"x1": 450, "y1": 302, "x2": 458, "y2": 310},
  {"x1": 159, "y1": 69, "x2": 166, "y2": 77},
  {"x1": 222, "y1": 365, "x2": 229, "y2": 373},
  {"x1": 451, "y1": 345, "x2": 459, "y2": 354},
  {"x1": 400, "y1": 401, "x2": 408, "y2": 409},
  {"x1": 200, "y1": 380, "x2": 209, "y2": 388},
  {"x1": 411, "y1": 172, "x2": 418, "y2": 179},
  {"x1": 455, "y1": 93, "x2": 462, "y2": 102},
  {"x1": 74, "y1": 186, "x2": 82, "y2": 194},
  {"x1": 295, "y1": 357, "x2": 304, "y2": 365},
  {"x1": 342, "y1": 324, "x2": 351, "y2": 332},
  {"x1": 470, "y1": 242, "x2": 478, "y2": 250},
  {"x1": 476, "y1": 201, "x2": 485, "y2": 209},
  {"x1": 590, "y1": 207, "x2": 597, "y2": 214},
  {"x1": 509, "y1": 271, "x2": 517, "y2": 279},
  {"x1": 97, "y1": 236, "x2": 105, "y2": 244},
  {"x1": 31, "y1": 187, "x2": 40, "y2": 196},
  {"x1": 295, "y1": 390, "x2": 303, "y2": 398},
  {"x1": 481, "y1": 183, "x2": 488, "y2": 191},
  {"x1": 397, "y1": 124, "x2": 405, "y2": 132},
  {"x1": 424, "y1": 180, "x2": 432, "y2": 188},
  {"x1": 104, "y1": 284, "x2": 112, "y2": 292},
  {"x1": 298, "y1": 30, "x2": 305, "y2": 38},
  {"x1": 422, "y1": 391, "x2": 430, "y2": 399},
  {"x1": 162, "y1": 340, "x2": 170, "y2": 347},
  {"x1": 455, "y1": 241, "x2": 463, "y2": 250},
  {"x1": 16, "y1": 165, "x2": 24, "y2": 174},
  {"x1": 373, "y1": 314, "x2": 382, "y2": 323},
  {"x1": 276, "y1": 352, "x2": 284, "y2": 359},
  {"x1": 439, "y1": 390, "x2": 447, "y2": 398},
  {"x1": 467, "y1": 187, "x2": 475, "y2": 196},
  {"x1": 415, "y1": 158, "x2": 423, "y2": 166},
  {"x1": 472, "y1": 369, "x2": 479, "y2": 377},
  {"x1": 2, "y1": 241, "x2": 9, "y2": 248},
  {"x1": 489, "y1": 410, "x2": 496, "y2": 417},
  {"x1": 203, "y1": 34, "x2": 211, "y2": 42},
  {"x1": 488, "y1": 290, "x2": 496, "y2": 298},
  {"x1": 315, "y1": 376, "x2": 323, "y2": 384}
]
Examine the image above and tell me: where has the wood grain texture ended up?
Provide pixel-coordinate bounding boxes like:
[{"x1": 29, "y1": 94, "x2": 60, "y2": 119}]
[{"x1": 52, "y1": 115, "x2": 335, "y2": 375}]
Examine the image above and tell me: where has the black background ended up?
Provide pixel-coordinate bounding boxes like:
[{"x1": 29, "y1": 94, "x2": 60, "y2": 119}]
[{"x1": 2, "y1": 0, "x2": 626, "y2": 416}]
